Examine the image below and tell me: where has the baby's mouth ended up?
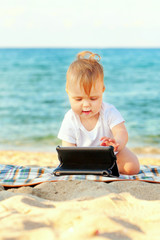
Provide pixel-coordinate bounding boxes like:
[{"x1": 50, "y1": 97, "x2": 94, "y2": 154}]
[{"x1": 82, "y1": 110, "x2": 91, "y2": 115}]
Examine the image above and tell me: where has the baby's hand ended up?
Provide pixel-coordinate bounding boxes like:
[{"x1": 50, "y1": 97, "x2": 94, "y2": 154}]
[{"x1": 100, "y1": 137, "x2": 120, "y2": 152}]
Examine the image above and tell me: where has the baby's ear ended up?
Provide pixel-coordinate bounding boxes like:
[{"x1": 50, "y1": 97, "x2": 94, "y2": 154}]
[
  {"x1": 103, "y1": 86, "x2": 105, "y2": 92},
  {"x1": 66, "y1": 88, "x2": 68, "y2": 93}
]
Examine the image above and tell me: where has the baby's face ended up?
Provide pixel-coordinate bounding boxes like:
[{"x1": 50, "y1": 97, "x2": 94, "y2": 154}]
[{"x1": 67, "y1": 80, "x2": 105, "y2": 120}]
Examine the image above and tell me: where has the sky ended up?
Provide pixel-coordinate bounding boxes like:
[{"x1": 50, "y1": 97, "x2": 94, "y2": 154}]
[{"x1": 0, "y1": 0, "x2": 160, "y2": 48}]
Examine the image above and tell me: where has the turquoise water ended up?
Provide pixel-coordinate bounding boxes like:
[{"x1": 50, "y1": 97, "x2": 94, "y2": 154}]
[{"x1": 0, "y1": 48, "x2": 160, "y2": 151}]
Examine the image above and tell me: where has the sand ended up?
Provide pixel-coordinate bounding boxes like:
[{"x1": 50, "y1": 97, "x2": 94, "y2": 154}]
[{"x1": 0, "y1": 149, "x2": 160, "y2": 240}]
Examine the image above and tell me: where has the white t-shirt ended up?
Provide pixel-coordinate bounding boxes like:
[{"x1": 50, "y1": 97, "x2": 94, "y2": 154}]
[{"x1": 58, "y1": 102, "x2": 124, "y2": 147}]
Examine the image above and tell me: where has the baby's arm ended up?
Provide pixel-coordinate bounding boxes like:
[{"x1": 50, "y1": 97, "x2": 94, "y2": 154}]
[
  {"x1": 111, "y1": 122, "x2": 128, "y2": 151},
  {"x1": 100, "y1": 122, "x2": 128, "y2": 152},
  {"x1": 62, "y1": 140, "x2": 76, "y2": 147}
]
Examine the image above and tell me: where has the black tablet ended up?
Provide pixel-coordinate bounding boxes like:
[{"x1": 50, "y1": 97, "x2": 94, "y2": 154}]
[{"x1": 53, "y1": 146, "x2": 119, "y2": 177}]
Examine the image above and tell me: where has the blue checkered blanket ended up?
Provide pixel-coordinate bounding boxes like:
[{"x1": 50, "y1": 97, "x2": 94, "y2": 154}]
[{"x1": 0, "y1": 164, "x2": 160, "y2": 187}]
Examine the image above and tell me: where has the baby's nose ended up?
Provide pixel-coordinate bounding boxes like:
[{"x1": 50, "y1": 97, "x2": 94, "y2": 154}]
[{"x1": 83, "y1": 99, "x2": 90, "y2": 107}]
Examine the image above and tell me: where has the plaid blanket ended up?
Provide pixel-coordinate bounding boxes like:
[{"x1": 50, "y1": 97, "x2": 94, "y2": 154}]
[{"x1": 0, "y1": 164, "x2": 160, "y2": 187}]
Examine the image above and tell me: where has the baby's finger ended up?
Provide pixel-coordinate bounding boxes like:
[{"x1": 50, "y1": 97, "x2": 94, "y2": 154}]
[
  {"x1": 100, "y1": 142, "x2": 107, "y2": 146},
  {"x1": 100, "y1": 137, "x2": 110, "y2": 141},
  {"x1": 100, "y1": 139, "x2": 112, "y2": 146},
  {"x1": 114, "y1": 143, "x2": 120, "y2": 151},
  {"x1": 100, "y1": 141, "x2": 108, "y2": 146},
  {"x1": 108, "y1": 138, "x2": 116, "y2": 143}
]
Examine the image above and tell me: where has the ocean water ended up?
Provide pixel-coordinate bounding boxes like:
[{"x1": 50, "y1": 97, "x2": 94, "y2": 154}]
[{"x1": 0, "y1": 48, "x2": 160, "y2": 151}]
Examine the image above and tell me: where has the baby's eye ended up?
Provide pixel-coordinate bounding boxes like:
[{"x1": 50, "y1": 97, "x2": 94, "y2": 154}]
[
  {"x1": 75, "y1": 98, "x2": 82, "y2": 101},
  {"x1": 90, "y1": 97, "x2": 98, "y2": 101}
]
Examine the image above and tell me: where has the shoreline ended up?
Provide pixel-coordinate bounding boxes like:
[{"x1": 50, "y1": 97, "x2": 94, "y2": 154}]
[
  {"x1": 0, "y1": 145, "x2": 160, "y2": 154},
  {"x1": 0, "y1": 147, "x2": 160, "y2": 167}
]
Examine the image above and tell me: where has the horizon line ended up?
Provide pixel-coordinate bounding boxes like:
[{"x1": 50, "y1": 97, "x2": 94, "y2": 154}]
[{"x1": 0, "y1": 46, "x2": 160, "y2": 49}]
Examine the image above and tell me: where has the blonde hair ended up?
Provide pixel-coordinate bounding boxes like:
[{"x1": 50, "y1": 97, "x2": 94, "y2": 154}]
[{"x1": 66, "y1": 51, "x2": 104, "y2": 96}]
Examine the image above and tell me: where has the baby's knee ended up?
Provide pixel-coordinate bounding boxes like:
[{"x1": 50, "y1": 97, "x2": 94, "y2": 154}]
[
  {"x1": 119, "y1": 161, "x2": 140, "y2": 175},
  {"x1": 117, "y1": 148, "x2": 140, "y2": 175},
  {"x1": 125, "y1": 162, "x2": 140, "y2": 175}
]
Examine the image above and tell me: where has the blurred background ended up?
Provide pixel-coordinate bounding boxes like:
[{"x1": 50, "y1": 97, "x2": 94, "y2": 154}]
[{"x1": 0, "y1": 0, "x2": 160, "y2": 152}]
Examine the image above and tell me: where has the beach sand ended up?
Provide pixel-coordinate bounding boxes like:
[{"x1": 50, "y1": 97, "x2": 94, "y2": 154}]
[{"x1": 0, "y1": 148, "x2": 160, "y2": 240}]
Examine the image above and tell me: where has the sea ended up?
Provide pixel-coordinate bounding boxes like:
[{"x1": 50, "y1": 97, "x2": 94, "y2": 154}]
[{"x1": 0, "y1": 48, "x2": 160, "y2": 152}]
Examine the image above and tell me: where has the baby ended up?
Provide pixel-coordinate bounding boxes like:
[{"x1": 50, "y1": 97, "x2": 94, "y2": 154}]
[{"x1": 58, "y1": 51, "x2": 140, "y2": 175}]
